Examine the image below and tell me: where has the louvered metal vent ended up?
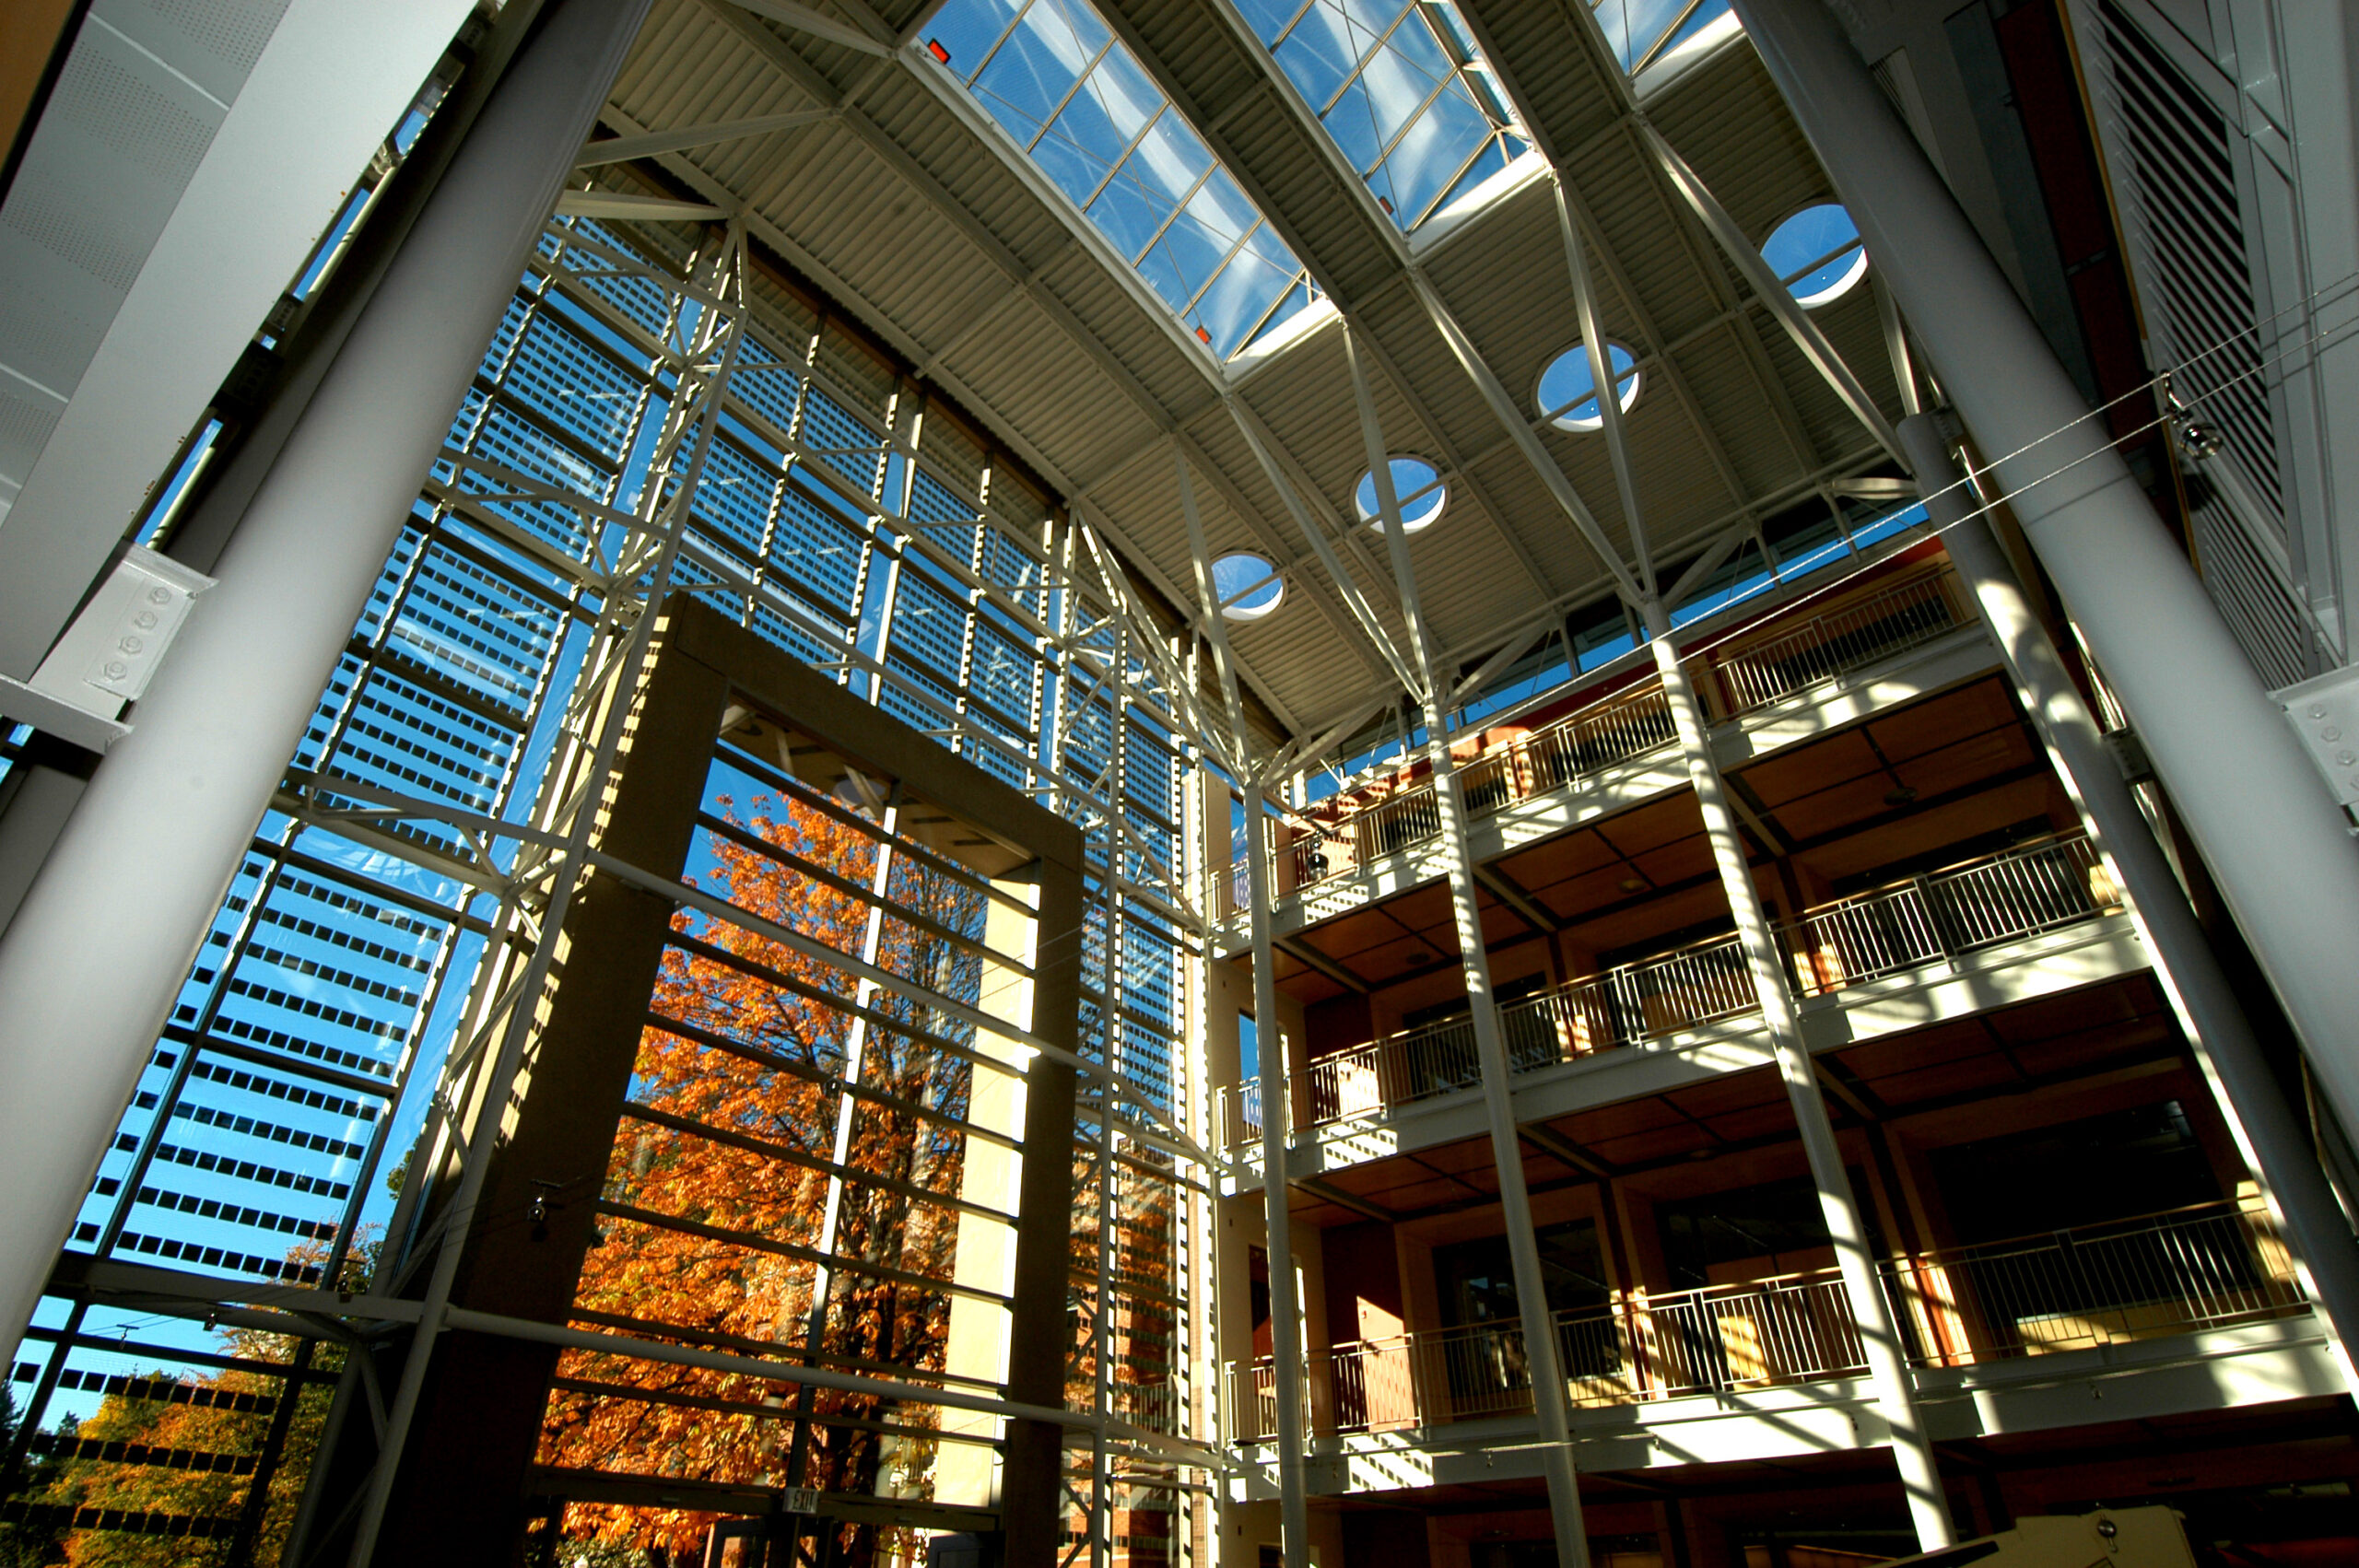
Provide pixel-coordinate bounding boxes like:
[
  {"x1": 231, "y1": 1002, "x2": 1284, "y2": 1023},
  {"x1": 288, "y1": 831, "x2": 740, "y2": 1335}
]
[
  {"x1": 2086, "y1": 0, "x2": 2340, "y2": 685},
  {"x1": 2093, "y1": 2, "x2": 2281, "y2": 525},
  {"x1": 2185, "y1": 474, "x2": 2325, "y2": 689}
]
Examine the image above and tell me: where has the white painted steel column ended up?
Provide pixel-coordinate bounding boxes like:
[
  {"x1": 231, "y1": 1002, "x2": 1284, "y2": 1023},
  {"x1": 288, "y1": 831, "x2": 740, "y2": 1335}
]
[
  {"x1": 0, "y1": 0, "x2": 654, "y2": 1359},
  {"x1": 0, "y1": 0, "x2": 477, "y2": 675},
  {"x1": 1173, "y1": 452, "x2": 1310, "y2": 1564},
  {"x1": 1646, "y1": 617, "x2": 1955, "y2": 1551},
  {"x1": 1731, "y1": 0, "x2": 2359, "y2": 1150},
  {"x1": 1902, "y1": 411, "x2": 2359, "y2": 1371},
  {"x1": 1345, "y1": 324, "x2": 1592, "y2": 1568}
]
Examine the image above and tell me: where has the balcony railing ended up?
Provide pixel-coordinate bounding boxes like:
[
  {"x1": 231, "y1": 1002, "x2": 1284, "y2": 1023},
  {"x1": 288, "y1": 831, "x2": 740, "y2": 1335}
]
[
  {"x1": 1226, "y1": 1200, "x2": 2302, "y2": 1441},
  {"x1": 1217, "y1": 834, "x2": 2113, "y2": 1148},
  {"x1": 1790, "y1": 835, "x2": 2114, "y2": 995},
  {"x1": 1711, "y1": 569, "x2": 1973, "y2": 715},
  {"x1": 1276, "y1": 682, "x2": 1673, "y2": 896},
  {"x1": 1888, "y1": 1199, "x2": 2305, "y2": 1364},
  {"x1": 1233, "y1": 568, "x2": 1973, "y2": 908}
]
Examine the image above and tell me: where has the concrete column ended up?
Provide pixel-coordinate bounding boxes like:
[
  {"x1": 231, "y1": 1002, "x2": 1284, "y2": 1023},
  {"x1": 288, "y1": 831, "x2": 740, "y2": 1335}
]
[
  {"x1": 936, "y1": 877, "x2": 1039, "y2": 1509},
  {"x1": 1346, "y1": 325, "x2": 1592, "y2": 1568},
  {"x1": 1647, "y1": 622, "x2": 1954, "y2": 1552},
  {"x1": 1731, "y1": 0, "x2": 2359, "y2": 1157},
  {"x1": 998, "y1": 854, "x2": 1085, "y2": 1568},
  {"x1": 1901, "y1": 411, "x2": 2359, "y2": 1372},
  {"x1": 0, "y1": 0, "x2": 653, "y2": 1358}
]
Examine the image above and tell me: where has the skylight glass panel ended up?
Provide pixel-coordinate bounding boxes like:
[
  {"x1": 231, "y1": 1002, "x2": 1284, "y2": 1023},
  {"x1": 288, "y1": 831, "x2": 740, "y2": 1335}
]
[
  {"x1": 1237, "y1": 0, "x2": 1530, "y2": 232},
  {"x1": 928, "y1": 0, "x2": 1319, "y2": 359},
  {"x1": 1591, "y1": 0, "x2": 1734, "y2": 76}
]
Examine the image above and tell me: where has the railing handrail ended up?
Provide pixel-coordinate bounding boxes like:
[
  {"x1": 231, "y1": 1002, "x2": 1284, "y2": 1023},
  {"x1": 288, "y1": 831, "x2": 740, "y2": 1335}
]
[
  {"x1": 1230, "y1": 1197, "x2": 2294, "y2": 1379},
  {"x1": 1239, "y1": 833, "x2": 2115, "y2": 1144},
  {"x1": 1552, "y1": 1266, "x2": 1848, "y2": 1327},
  {"x1": 1713, "y1": 566, "x2": 1961, "y2": 674},
  {"x1": 1884, "y1": 1195, "x2": 2267, "y2": 1271},
  {"x1": 1789, "y1": 830, "x2": 2094, "y2": 924},
  {"x1": 1261, "y1": 567, "x2": 1968, "y2": 899},
  {"x1": 1566, "y1": 929, "x2": 1745, "y2": 989}
]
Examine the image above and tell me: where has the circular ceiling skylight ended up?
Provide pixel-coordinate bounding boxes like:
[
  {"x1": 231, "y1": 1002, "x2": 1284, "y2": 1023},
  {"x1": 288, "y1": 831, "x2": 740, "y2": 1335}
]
[
  {"x1": 1211, "y1": 552, "x2": 1284, "y2": 621},
  {"x1": 1352, "y1": 456, "x2": 1447, "y2": 532},
  {"x1": 1536, "y1": 342, "x2": 1641, "y2": 431},
  {"x1": 1762, "y1": 203, "x2": 1869, "y2": 308}
]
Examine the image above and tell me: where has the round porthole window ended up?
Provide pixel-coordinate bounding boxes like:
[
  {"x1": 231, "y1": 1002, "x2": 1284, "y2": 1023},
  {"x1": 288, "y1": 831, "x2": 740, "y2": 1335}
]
[
  {"x1": 1536, "y1": 342, "x2": 1641, "y2": 431},
  {"x1": 1352, "y1": 456, "x2": 1447, "y2": 532},
  {"x1": 1211, "y1": 552, "x2": 1284, "y2": 620},
  {"x1": 1761, "y1": 203, "x2": 1868, "y2": 308}
]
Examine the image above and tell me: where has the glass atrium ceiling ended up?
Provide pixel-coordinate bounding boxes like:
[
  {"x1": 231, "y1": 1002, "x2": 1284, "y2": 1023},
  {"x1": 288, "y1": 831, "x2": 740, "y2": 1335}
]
[
  {"x1": 1234, "y1": 0, "x2": 1529, "y2": 233},
  {"x1": 928, "y1": 0, "x2": 1320, "y2": 360},
  {"x1": 1593, "y1": 0, "x2": 1735, "y2": 75}
]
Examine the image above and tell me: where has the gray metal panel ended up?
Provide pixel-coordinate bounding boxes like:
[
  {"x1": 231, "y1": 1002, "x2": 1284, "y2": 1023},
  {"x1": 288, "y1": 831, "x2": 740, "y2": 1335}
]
[{"x1": 0, "y1": 0, "x2": 471, "y2": 677}]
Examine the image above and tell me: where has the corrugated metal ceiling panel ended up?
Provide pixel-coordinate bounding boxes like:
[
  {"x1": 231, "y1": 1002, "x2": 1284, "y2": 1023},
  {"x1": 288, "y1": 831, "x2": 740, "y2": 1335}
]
[{"x1": 604, "y1": 0, "x2": 1897, "y2": 748}]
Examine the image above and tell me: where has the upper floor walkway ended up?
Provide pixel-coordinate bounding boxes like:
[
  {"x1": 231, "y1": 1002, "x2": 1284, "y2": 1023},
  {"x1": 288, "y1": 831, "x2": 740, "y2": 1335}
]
[
  {"x1": 1224, "y1": 1198, "x2": 2339, "y2": 1495},
  {"x1": 1221, "y1": 831, "x2": 2138, "y2": 1180},
  {"x1": 1215, "y1": 560, "x2": 1999, "y2": 951}
]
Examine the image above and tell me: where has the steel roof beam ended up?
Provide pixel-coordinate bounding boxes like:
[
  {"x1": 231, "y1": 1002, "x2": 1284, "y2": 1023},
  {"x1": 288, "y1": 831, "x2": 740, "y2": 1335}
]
[
  {"x1": 1406, "y1": 267, "x2": 1643, "y2": 605},
  {"x1": 1555, "y1": 171, "x2": 1659, "y2": 599},
  {"x1": 1344, "y1": 321, "x2": 1567, "y2": 602},
  {"x1": 576, "y1": 109, "x2": 833, "y2": 166},
  {"x1": 1223, "y1": 396, "x2": 1422, "y2": 696},
  {"x1": 1086, "y1": 0, "x2": 1563, "y2": 606},
  {"x1": 1543, "y1": 0, "x2": 1841, "y2": 479},
  {"x1": 1171, "y1": 427, "x2": 1400, "y2": 689},
  {"x1": 1638, "y1": 118, "x2": 1907, "y2": 466},
  {"x1": 722, "y1": 0, "x2": 897, "y2": 55},
  {"x1": 1441, "y1": 0, "x2": 1780, "y2": 532}
]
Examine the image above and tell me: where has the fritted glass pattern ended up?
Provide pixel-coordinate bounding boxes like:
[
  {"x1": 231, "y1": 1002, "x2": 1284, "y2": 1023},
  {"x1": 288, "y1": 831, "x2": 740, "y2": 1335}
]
[
  {"x1": 928, "y1": 0, "x2": 1318, "y2": 357},
  {"x1": 1236, "y1": 0, "x2": 1528, "y2": 231}
]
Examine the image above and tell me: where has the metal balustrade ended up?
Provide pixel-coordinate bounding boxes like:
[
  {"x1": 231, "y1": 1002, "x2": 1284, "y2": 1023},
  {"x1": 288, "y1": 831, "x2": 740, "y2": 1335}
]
[
  {"x1": 1218, "y1": 835, "x2": 2108, "y2": 1148},
  {"x1": 1248, "y1": 568, "x2": 1972, "y2": 904},
  {"x1": 1226, "y1": 1201, "x2": 2301, "y2": 1442},
  {"x1": 1885, "y1": 1199, "x2": 2304, "y2": 1364},
  {"x1": 1281, "y1": 685, "x2": 1672, "y2": 892},
  {"x1": 1224, "y1": 1078, "x2": 1264, "y2": 1147},
  {"x1": 1790, "y1": 835, "x2": 2116, "y2": 994},
  {"x1": 1711, "y1": 569, "x2": 1973, "y2": 715}
]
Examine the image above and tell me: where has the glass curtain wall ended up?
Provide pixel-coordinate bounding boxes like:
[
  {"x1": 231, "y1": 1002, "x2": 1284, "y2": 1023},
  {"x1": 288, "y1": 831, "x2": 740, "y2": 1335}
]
[{"x1": 1, "y1": 205, "x2": 1213, "y2": 1568}]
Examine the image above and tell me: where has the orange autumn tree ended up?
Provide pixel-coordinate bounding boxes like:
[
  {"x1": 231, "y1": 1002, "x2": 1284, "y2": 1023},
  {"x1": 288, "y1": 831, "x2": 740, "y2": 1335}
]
[
  {"x1": 6, "y1": 1238, "x2": 369, "y2": 1568},
  {"x1": 539, "y1": 779, "x2": 989, "y2": 1557}
]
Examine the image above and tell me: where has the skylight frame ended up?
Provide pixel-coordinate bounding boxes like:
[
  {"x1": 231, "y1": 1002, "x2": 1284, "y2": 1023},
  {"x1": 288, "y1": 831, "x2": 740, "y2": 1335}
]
[
  {"x1": 1592, "y1": 0, "x2": 1736, "y2": 77},
  {"x1": 1234, "y1": 0, "x2": 1536, "y2": 236},
  {"x1": 1762, "y1": 203, "x2": 1870, "y2": 309},
  {"x1": 921, "y1": 0, "x2": 1322, "y2": 365}
]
